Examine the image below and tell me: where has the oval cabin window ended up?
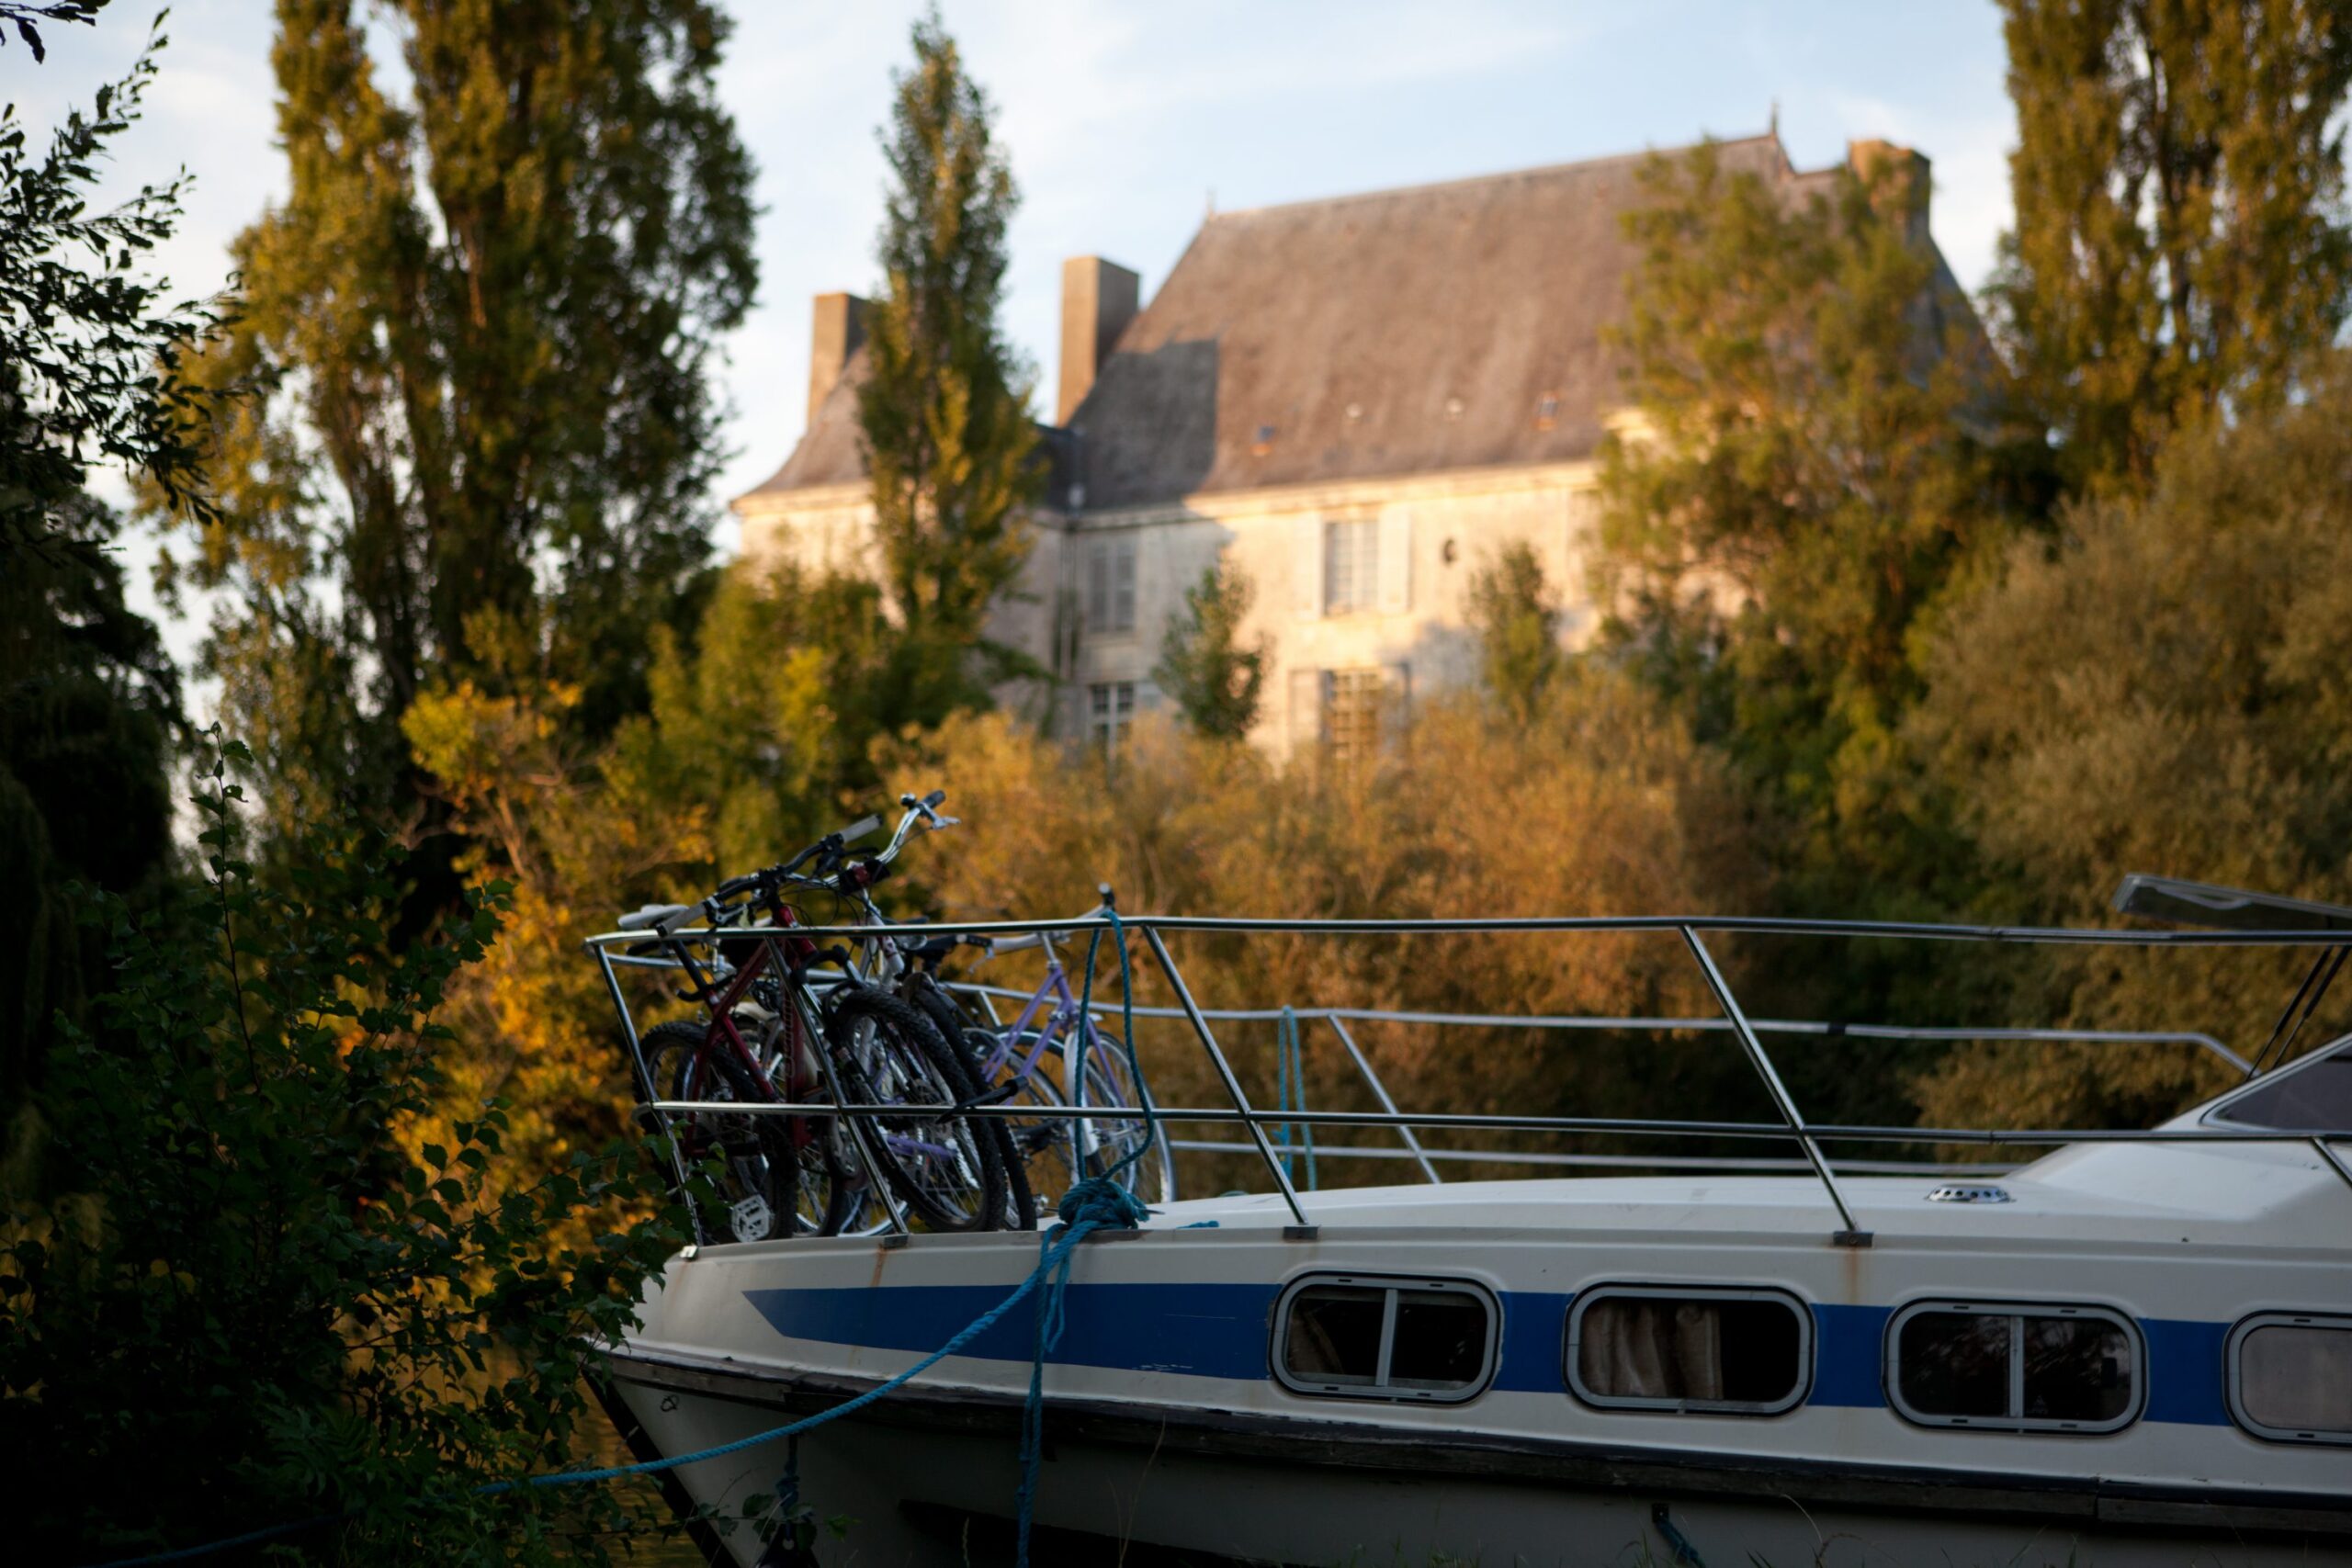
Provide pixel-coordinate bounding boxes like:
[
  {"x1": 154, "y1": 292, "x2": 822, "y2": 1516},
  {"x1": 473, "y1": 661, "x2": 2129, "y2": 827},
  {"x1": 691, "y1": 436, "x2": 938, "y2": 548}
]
[
  {"x1": 2229, "y1": 1313, "x2": 2352, "y2": 1444},
  {"x1": 1272, "y1": 1275, "x2": 1497, "y2": 1403},
  {"x1": 1888, "y1": 1302, "x2": 2141, "y2": 1433},
  {"x1": 1565, "y1": 1286, "x2": 1811, "y2": 1415}
]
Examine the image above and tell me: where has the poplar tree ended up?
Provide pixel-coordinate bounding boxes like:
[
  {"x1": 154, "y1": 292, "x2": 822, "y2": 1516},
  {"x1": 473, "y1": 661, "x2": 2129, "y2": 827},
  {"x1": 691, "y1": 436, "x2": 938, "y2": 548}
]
[
  {"x1": 1154, "y1": 560, "x2": 1268, "y2": 741},
  {"x1": 858, "y1": 10, "x2": 1042, "y2": 726},
  {"x1": 171, "y1": 0, "x2": 755, "y2": 846},
  {"x1": 1465, "y1": 542, "x2": 1562, "y2": 728},
  {"x1": 1990, "y1": 0, "x2": 2352, "y2": 492}
]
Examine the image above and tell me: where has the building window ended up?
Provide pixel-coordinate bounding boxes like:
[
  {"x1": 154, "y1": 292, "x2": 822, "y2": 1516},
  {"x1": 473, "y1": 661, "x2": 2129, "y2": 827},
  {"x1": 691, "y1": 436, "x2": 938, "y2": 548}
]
[
  {"x1": 1886, "y1": 1301, "x2": 2141, "y2": 1433},
  {"x1": 1323, "y1": 519, "x2": 1377, "y2": 615},
  {"x1": 1566, "y1": 1286, "x2": 1810, "y2": 1415},
  {"x1": 1088, "y1": 682, "x2": 1136, "y2": 756},
  {"x1": 2228, "y1": 1313, "x2": 2352, "y2": 1444},
  {"x1": 1273, "y1": 1274, "x2": 1497, "y2": 1403},
  {"x1": 1324, "y1": 668, "x2": 1385, "y2": 763},
  {"x1": 1086, "y1": 535, "x2": 1136, "y2": 636}
]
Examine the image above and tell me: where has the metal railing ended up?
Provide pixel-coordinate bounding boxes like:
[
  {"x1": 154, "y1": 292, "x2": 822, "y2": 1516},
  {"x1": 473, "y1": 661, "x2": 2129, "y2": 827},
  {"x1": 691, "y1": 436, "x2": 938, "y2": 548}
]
[{"x1": 587, "y1": 909, "x2": 2352, "y2": 1247}]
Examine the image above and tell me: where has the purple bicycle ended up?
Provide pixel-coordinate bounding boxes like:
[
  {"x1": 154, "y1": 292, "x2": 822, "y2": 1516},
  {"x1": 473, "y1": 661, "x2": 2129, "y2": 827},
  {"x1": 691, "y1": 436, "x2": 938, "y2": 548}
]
[{"x1": 911, "y1": 899, "x2": 1177, "y2": 1211}]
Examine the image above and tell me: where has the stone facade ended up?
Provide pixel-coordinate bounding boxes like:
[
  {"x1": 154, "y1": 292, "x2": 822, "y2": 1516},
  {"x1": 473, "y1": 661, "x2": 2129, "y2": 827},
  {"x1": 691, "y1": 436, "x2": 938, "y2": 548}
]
[{"x1": 732, "y1": 132, "x2": 1973, "y2": 759}]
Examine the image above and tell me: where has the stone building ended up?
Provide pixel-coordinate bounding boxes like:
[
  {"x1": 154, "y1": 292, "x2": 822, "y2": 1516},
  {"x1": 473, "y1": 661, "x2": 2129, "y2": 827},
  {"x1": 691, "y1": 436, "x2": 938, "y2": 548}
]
[{"x1": 732, "y1": 132, "x2": 1973, "y2": 760}]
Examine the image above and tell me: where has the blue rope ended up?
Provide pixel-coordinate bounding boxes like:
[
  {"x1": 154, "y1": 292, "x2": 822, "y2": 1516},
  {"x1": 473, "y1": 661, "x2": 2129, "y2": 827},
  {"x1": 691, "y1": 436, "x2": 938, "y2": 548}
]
[
  {"x1": 1014, "y1": 906, "x2": 1157, "y2": 1565},
  {"x1": 85, "y1": 908, "x2": 1170, "y2": 1568},
  {"x1": 81, "y1": 1204, "x2": 1117, "y2": 1568}
]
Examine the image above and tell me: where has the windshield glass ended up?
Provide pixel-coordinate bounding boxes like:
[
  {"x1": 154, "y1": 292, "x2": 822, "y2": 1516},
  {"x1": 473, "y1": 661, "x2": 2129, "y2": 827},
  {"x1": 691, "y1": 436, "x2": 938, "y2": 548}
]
[{"x1": 2209, "y1": 1040, "x2": 2352, "y2": 1133}]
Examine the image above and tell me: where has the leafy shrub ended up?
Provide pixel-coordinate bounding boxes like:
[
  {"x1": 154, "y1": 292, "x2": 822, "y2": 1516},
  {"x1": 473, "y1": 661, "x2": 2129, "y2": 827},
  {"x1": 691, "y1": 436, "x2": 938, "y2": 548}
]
[{"x1": 0, "y1": 739, "x2": 692, "y2": 1565}]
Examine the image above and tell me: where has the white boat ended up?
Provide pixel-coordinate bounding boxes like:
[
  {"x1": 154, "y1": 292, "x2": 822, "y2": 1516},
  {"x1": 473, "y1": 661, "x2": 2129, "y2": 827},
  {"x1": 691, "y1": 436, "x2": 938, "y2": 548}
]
[{"x1": 593, "y1": 876, "x2": 2352, "y2": 1567}]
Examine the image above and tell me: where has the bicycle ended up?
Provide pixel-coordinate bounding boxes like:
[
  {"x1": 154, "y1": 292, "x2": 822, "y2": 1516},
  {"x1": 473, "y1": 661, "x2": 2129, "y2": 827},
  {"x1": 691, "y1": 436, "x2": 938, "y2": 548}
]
[
  {"x1": 616, "y1": 810, "x2": 1009, "y2": 1240},
  {"x1": 822, "y1": 795, "x2": 1041, "y2": 1231},
  {"x1": 901, "y1": 888, "x2": 1177, "y2": 1213}
]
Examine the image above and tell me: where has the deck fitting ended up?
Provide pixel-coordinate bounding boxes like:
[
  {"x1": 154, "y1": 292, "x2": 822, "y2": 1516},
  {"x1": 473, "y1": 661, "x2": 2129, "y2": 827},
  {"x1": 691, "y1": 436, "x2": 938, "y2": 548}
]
[
  {"x1": 1832, "y1": 1229, "x2": 1875, "y2": 1248},
  {"x1": 1282, "y1": 1224, "x2": 1320, "y2": 1241},
  {"x1": 879, "y1": 1233, "x2": 911, "y2": 1250}
]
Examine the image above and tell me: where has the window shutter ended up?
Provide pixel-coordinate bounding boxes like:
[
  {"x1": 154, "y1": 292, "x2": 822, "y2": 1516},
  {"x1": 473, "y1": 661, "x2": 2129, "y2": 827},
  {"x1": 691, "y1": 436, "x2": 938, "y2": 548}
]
[
  {"x1": 1377, "y1": 509, "x2": 1412, "y2": 614},
  {"x1": 1294, "y1": 518, "x2": 1324, "y2": 619},
  {"x1": 1288, "y1": 667, "x2": 1324, "y2": 753}
]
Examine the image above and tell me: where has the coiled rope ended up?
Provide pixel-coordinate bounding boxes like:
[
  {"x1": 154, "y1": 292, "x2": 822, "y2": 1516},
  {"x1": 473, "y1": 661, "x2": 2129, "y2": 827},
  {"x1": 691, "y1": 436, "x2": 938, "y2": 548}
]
[{"x1": 83, "y1": 906, "x2": 1164, "y2": 1568}]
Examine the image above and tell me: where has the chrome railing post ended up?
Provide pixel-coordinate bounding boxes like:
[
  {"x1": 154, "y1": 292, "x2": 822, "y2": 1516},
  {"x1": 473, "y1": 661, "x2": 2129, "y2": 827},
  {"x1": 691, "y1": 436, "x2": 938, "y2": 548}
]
[
  {"x1": 1326, "y1": 1014, "x2": 1442, "y2": 1185},
  {"x1": 596, "y1": 943, "x2": 706, "y2": 1247},
  {"x1": 1679, "y1": 926, "x2": 1871, "y2": 1247},
  {"x1": 1139, "y1": 924, "x2": 1314, "y2": 1229}
]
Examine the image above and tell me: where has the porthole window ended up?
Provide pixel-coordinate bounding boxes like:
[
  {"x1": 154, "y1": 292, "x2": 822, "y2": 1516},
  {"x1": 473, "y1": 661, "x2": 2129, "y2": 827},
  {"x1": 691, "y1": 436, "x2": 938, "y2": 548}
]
[
  {"x1": 1887, "y1": 1301, "x2": 2141, "y2": 1433},
  {"x1": 1272, "y1": 1274, "x2": 1497, "y2": 1403},
  {"x1": 2228, "y1": 1312, "x2": 2352, "y2": 1445},
  {"x1": 1565, "y1": 1286, "x2": 1811, "y2": 1415}
]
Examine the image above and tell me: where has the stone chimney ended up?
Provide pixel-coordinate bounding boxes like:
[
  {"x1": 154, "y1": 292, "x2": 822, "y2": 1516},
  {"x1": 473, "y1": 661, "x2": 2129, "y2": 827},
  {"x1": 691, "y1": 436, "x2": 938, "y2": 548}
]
[
  {"x1": 1057, "y1": 256, "x2": 1140, "y2": 425},
  {"x1": 807, "y1": 292, "x2": 867, "y2": 423},
  {"x1": 1847, "y1": 140, "x2": 1931, "y2": 244}
]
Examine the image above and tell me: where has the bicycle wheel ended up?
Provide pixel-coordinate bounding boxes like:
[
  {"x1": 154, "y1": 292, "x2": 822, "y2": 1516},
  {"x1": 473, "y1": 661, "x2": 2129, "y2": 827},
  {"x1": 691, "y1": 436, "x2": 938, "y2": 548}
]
[
  {"x1": 652, "y1": 1021, "x2": 797, "y2": 1245},
  {"x1": 824, "y1": 988, "x2": 1008, "y2": 1233},
  {"x1": 906, "y1": 981, "x2": 1036, "y2": 1230},
  {"x1": 1069, "y1": 1028, "x2": 1178, "y2": 1209},
  {"x1": 746, "y1": 1005, "x2": 859, "y2": 1239}
]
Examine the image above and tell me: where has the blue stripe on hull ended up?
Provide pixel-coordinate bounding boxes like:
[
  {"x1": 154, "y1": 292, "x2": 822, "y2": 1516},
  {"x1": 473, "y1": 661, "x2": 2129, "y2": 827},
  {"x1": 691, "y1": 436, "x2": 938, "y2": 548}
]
[{"x1": 744, "y1": 1283, "x2": 2234, "y2": 1426}]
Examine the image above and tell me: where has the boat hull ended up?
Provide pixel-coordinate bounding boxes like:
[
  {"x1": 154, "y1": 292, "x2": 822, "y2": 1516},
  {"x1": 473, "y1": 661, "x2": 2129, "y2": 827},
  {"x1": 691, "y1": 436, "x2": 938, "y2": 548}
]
[{"x1": 609, "y1": 1344, "x2": 2352, "y2": 1568}]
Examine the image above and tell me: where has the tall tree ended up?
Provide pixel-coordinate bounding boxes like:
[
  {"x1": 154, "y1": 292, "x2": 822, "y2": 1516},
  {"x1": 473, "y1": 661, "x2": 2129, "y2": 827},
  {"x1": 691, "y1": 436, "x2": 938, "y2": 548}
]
[
  {"x1": 1, "y1": 17, "x2": 206, "y2": 1125},
  {"x1": 858, "y1": 10, "x2": 1041, "y2": 727},
  {"x1": 1912, "y1": 353, "x2": 2352, "y2": 1133},
  {"x1": 1465, "y1": 541, "x2": 1562, "y2": 728},
  {"x1": 1153, "y1": 559, "x2": 1268, "y2": 741},
  {"x1": 1990, "y1": 0, "x2": 2352, "y2": 493},
  {"x1": 1594, "y1": 142, "x2": 2041, "y2": 897},
  {"x1": 170, "y1": 0, "x2": 755, "y2": 847}
]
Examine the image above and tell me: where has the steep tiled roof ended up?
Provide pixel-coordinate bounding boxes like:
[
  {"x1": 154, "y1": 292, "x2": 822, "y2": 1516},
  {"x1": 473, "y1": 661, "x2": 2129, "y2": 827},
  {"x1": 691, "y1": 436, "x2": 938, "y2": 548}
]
[
  {"x1": 1070, "y1": 136, "x2": 1817, "y2": 509},
  {"x1": 740, "y1": 135, "x2": 1917, "y2": 512},
  {"x1": 742, "y1": 345, "x2": 871, "y2": 495}
]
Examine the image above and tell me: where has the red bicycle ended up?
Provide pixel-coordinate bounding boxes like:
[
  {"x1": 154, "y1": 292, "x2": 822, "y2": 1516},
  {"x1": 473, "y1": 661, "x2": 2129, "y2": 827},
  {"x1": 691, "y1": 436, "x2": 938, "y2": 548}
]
[{"x1": 618, "y1": 800, "x2": 1009, "y2": 1241}]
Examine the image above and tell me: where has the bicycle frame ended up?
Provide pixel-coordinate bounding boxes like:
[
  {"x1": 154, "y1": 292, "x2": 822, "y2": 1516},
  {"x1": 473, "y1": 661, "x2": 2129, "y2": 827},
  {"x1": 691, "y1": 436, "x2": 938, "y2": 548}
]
[{"x1": 973, "y1": 931, "x2": 1139, "y2": 1168}]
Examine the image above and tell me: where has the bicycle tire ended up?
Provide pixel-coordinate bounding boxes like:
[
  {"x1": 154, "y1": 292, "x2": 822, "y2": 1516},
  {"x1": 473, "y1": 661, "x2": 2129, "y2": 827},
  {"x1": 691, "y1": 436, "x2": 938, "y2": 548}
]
[
  {"x1": 644, "y1": 1019, "x2": 797, "y2": 1245},
  {"x1": 1069, "y1": 1031, "x2": 1178, "y2": 1208},
  {"x1": 906, "y1": 979, "x2": 1036, "y2": 1230},
  {"x1": 823, "y1": 987, "x2": 1009, "y2": 1233}
]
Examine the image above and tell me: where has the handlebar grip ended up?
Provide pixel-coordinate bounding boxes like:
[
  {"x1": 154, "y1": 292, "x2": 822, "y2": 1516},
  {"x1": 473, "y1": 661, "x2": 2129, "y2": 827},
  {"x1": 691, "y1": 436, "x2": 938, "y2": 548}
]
[
  {"x1": 617, "y1": 903, "x2": 692, "y2": 932},
  {"x1": 922, "y1": 789, "x2": 946, "y2": 809},
  {"x1": 838, "y1": 813, "x2": 883, "y2": 842}
]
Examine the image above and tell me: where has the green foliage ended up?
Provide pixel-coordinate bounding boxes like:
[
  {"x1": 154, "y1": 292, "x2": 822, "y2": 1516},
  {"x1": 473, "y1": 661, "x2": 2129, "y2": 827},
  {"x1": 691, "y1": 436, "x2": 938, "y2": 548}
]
[
  {"x1": 0, "y1": 17, "x2": 200, "y2": 1126},
  {"x1": 168, "y1": 0, "x2": 758, "y2": 847},
  {"x1": 621, "y1": 561, "x2": 895, "y2": 883},
  {"x1": 0, "y1": 739, "x2": 694, "y2": 1565},
  {"x1": 858, "y1": 9, "x2": 1043, "y2": 726},
  {"x1": 1990, "y1": 0, "x2": 2352, "y2": 493},
  {"x1": 1594, "y1": 142, "x2": 2041, "y2": 902},
  {"x1": 1153, "y1": 558, "x2": 1268, "y2": 741},
  {"x1": 1465, "y1": 541, "x2": 1562, "y2": 728},
  {"x1": 1911, "y1": 356, "x2": 2352, "y2": 1132}
]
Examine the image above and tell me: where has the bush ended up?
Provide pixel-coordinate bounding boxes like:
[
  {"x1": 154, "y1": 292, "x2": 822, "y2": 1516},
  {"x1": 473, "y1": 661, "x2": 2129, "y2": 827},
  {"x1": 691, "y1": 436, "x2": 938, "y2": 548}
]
[{"x1": 0, "y1": 739, "x2": 692, "y2": 1565}]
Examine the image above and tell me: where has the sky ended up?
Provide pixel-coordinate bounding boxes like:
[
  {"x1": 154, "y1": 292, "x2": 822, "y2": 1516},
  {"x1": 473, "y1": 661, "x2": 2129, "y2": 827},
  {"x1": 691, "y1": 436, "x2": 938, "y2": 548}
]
[{"x1": 13, "y1": 0, "x2": 2016, "y2": 680}]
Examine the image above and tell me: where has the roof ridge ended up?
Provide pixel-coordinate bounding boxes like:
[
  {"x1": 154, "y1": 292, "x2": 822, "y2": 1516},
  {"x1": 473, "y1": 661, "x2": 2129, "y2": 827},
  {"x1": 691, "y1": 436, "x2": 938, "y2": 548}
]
[{"x1": 1204, "y1": 131, "x2": 1781, "y2": 224}]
